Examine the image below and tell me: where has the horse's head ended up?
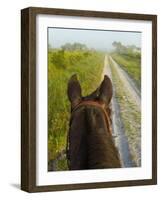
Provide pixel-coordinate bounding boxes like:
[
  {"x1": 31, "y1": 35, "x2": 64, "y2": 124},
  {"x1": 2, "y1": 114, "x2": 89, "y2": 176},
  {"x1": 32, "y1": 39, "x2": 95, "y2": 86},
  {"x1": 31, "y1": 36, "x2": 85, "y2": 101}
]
[{"x1": 67, "y1": 74, "x2": 120, "y2": 170}]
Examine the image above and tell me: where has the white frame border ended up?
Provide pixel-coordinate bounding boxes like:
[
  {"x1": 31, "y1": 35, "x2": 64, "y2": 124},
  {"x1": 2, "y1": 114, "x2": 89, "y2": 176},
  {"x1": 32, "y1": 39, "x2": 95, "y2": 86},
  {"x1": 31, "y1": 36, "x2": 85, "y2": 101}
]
[{"x1": 36, "y1": 14, "x2": 152, "y2": 186}]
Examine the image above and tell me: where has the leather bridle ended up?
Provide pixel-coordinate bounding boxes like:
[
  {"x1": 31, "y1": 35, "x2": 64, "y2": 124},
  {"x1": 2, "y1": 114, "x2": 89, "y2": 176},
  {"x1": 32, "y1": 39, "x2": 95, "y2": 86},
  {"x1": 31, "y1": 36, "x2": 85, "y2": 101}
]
[{"x1": 71, "y1": 100, "x2": 112, "y2": 135}]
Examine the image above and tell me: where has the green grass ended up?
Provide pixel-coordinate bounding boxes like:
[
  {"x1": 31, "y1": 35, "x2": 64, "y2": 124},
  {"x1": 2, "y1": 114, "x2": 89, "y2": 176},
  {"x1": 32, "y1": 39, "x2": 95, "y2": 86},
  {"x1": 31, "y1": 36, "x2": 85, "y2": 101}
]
[
  {"x1": 111, "y1": 52, "x2": 141, "y2": 89},
  {"x1": 48, "y1": 49, "x2": 104, "y2": 170}
]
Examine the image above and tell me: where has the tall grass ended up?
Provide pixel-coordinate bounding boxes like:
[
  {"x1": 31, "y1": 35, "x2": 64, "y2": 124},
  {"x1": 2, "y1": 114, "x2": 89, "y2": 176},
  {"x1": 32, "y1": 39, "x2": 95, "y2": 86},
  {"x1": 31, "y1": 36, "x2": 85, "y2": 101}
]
[
  {"x1": 111, "y1": 52, "x2": 141, "y2": 89},
  {"x1": 48, "y1": 49, "x2": 104, "y2": 170}
]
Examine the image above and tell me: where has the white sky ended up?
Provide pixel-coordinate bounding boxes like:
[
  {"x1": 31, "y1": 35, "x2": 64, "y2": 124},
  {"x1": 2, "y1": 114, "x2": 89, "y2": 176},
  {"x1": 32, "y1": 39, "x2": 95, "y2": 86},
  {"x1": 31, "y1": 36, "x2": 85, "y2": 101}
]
[{"x1": 48, "y1": 28, "x2": 141, "y2": 51}]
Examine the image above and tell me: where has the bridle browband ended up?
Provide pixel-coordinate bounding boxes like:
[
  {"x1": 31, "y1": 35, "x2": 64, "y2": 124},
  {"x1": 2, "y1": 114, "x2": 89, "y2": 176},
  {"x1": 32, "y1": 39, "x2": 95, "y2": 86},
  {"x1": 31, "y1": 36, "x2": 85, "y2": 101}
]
[{"x1": 71, "y1": 100, "x2": 112, "y2": 135}]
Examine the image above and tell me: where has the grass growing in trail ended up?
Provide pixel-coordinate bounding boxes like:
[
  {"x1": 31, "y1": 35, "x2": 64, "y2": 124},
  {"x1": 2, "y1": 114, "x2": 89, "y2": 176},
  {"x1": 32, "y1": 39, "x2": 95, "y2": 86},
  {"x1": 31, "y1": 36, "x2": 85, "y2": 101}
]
[
  {"x1": 111, "y1": 52, "x2": 141, "y2": 89},
  {"x1": 109, "y1": 57, "x2": 141, "y2": 166},
  {"x1": 48, "y1": 49, "x2": 104, "y2": 171}
]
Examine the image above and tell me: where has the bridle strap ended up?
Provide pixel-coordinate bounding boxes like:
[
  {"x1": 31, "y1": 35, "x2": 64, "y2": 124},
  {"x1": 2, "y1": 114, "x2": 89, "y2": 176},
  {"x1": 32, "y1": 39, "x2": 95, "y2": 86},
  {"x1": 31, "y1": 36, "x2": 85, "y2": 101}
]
[{"x1": 71, "y1": 100, "x2": 112, "y2": 135}]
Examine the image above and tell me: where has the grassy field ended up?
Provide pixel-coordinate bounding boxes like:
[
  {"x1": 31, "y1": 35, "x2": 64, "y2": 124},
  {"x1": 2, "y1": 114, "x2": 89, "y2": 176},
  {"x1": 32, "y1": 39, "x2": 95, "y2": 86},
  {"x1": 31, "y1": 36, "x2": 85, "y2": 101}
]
[
  {"x1": 111, "y1": 52, "x2": 141, "y2": 89},
  {"x1": 48, "y1": 49, "x2": 104, "y2": 171}
]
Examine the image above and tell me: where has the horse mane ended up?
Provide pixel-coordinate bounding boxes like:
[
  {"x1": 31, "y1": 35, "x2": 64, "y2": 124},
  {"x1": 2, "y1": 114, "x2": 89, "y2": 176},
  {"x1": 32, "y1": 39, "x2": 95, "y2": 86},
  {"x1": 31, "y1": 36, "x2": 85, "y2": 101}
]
[
  {"x1": 67, "y1": 104, "x2": 121, "y2": 170},
  {"x1": 85, "y1": 106, "x2": 121, "y2": 169}
]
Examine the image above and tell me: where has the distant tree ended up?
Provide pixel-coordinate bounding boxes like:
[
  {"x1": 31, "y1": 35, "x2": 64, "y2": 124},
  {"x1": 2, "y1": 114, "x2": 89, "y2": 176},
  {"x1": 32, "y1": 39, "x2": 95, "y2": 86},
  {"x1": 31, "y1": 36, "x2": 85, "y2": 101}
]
[
  {"x1": 72, "y1": 42, "x2": 87, "y2": 51},
  {"x1": 112, "y1": 41, "x2": 126, "y2": 54},
  {"x1": 112, "y1": 41, "x2": 140, "y2": 57},
  {"x1": 61, "y1": 43, "x2": 72, "y2": 51},
  {"x1": 61, "y1": 42, "x2": 88, "y2": 51}
]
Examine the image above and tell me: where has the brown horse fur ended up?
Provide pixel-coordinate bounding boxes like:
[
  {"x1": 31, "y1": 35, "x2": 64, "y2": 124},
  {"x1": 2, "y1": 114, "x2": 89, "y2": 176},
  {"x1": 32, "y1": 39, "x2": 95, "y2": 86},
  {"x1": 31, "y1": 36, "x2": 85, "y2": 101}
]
[{"x1": 67, "y1": 74, "x2": 121, "y2": 170}]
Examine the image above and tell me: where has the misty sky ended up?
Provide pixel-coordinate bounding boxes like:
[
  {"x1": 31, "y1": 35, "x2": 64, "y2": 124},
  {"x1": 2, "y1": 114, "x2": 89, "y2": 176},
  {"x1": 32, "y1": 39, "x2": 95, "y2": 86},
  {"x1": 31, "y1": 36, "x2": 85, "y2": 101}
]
[{"x1": 48, "y1": 28, "x2": 141, "y2": 51}]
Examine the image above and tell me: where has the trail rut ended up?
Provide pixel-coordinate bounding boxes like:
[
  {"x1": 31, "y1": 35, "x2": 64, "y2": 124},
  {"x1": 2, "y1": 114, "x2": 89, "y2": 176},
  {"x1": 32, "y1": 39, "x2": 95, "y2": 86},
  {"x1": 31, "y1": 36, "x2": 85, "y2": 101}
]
[{"x1": 103, "y1": 55, "x2": 141, "y2": 167}]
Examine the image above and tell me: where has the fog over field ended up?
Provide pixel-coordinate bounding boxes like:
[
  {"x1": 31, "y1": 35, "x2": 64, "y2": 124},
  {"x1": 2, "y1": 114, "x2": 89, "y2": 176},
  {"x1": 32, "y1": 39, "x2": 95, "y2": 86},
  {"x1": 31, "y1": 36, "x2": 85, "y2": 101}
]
[{"x1": 48, "y1": 28, "x2": 141, "y2": 51}]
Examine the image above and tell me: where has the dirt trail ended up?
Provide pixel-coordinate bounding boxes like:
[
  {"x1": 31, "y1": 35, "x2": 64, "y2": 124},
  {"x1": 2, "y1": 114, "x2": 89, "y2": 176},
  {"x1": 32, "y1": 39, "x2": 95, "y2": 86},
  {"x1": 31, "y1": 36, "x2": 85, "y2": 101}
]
[
  {"x1": 109, "y1": 56, "x2": 141, "y2": 109},
  {"x1": 103, "y1": 55, "x2": 140, "y2": 167}
]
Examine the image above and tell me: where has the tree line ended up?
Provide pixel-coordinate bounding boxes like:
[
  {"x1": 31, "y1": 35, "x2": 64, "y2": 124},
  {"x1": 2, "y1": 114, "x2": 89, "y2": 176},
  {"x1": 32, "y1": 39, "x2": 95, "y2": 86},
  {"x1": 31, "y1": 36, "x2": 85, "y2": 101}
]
[{"x1": 112, "y1": 41, "x2": 141, "y2": 57}]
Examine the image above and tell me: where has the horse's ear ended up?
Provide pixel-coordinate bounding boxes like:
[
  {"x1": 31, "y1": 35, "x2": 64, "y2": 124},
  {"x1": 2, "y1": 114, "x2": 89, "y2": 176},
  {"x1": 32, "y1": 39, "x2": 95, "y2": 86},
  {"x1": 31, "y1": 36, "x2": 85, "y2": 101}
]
[
  {"x1": 67, "y1": 74, "x2": 82, "y2": 108},
  {"x1": 99, "y1": 75, "x2": 113, "y2": 105}
]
